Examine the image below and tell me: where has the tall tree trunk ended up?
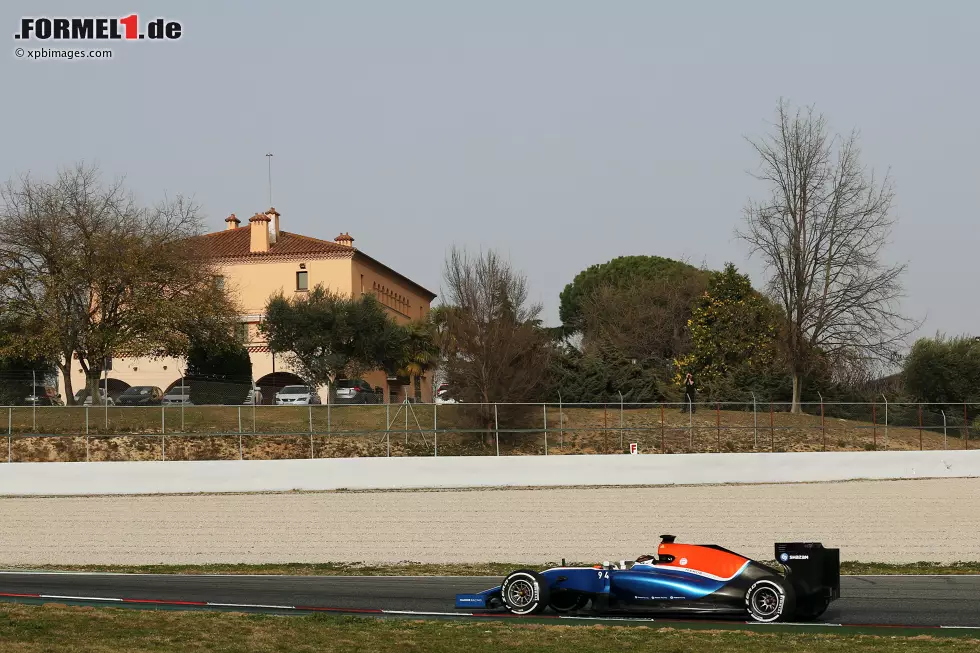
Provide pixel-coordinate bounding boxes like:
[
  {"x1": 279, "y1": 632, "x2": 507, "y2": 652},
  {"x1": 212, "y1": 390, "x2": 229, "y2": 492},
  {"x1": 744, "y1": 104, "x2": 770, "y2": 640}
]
[
  {"x1": 58, "y1": 360, "x2": 75, "y2": 406},
  {"x1": 791, "y1": 373, "x2": 802, "y2": 414},
  {"x1": 86, "y1": 368, "x2": 104, "y2": 406}
]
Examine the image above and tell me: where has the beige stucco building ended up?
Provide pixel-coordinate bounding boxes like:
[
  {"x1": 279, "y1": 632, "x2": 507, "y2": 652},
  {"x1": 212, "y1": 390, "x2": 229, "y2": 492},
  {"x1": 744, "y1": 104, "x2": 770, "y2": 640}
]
[{"x1": 61, "y1": 208, "x2": 437, "y2": 403}]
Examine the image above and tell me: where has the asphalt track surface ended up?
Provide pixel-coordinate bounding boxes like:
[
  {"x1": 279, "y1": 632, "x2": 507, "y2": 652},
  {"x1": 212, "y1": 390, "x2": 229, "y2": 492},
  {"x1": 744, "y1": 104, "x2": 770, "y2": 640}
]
[{"x1": 1, "y1": 572, "x2": 979, "y2": 631}]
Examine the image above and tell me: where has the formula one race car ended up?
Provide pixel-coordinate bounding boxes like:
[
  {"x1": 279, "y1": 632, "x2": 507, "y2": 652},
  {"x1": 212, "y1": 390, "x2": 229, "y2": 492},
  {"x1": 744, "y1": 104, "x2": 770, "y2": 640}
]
[{"x1": 456, "y1": 536, "x2": 840, "y2": 623}]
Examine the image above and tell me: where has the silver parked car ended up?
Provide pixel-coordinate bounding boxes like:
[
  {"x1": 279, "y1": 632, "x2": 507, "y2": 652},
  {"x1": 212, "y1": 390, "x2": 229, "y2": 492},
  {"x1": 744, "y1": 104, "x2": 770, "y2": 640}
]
[
  {"x1": 162, "y1": 385, "x2": 192, "y2": 406},
  {"x1": 274, "y1": 385, "x2": 321, "y2": 406}
]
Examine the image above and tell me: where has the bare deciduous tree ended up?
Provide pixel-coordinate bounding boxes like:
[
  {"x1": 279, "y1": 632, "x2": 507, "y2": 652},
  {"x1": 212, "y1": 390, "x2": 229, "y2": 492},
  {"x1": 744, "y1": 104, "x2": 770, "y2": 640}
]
[
  {"x1": 0, "y1": 163, "x2": 238, "y2": 404},
  {"x1": 738, "y1": 101, "x2": 915, "y2": 412},
  {"x1": 440, "y1": 247, "x2": 551, "y2": 412}
]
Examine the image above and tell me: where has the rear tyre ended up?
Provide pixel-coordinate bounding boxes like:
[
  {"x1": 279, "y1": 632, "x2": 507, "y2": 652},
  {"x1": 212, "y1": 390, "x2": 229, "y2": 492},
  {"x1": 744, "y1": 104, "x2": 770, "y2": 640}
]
[
  {"x1": 745, "y1": 577, "x2": 795, "y2": 623},
  {"x1": 548, "y1": 591, "x2": 589, "y2": 613},
  {"x1": 794, "y1": 595, "x2": 831, "y2": 621},
  {"x1": 501, "y1": 570, "x2": 550, "y2": 616}
]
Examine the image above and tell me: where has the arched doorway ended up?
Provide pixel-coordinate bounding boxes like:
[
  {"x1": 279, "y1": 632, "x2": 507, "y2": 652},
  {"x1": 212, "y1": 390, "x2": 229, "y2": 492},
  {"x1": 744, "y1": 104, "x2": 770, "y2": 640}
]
[
  {"x1": 164, "y1": 379, "x2": 186, "y2": 394},
  {"x1": 256, "y1": 372, "x2": 305, "y2": 405},
  {"x1": 103, "y1": 378, "x2": 130, "y2": 401}
]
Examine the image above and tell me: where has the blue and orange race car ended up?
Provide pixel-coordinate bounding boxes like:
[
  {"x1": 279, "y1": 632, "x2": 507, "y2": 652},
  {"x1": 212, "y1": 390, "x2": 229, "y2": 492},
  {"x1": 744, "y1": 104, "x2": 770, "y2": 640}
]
[{"x1": 456, "y1": 535, "x2": 840, "y2": 622}]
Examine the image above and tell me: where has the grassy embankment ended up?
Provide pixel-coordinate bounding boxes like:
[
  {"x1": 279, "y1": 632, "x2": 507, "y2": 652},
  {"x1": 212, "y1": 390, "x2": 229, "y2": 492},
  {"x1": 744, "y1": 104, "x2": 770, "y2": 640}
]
[{"x1": 6, "y1": 402, "x2": 968, "y2": 461}]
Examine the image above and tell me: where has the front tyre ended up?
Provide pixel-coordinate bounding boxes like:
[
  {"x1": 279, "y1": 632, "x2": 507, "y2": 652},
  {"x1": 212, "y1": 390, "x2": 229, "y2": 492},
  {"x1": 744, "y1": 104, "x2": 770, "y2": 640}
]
[
  {"x1": 501, "y1": 570, "x2": 550, "y2": 616},
  {"x1": 745, "y1": 577, "x2": 795, "y2": 623}
]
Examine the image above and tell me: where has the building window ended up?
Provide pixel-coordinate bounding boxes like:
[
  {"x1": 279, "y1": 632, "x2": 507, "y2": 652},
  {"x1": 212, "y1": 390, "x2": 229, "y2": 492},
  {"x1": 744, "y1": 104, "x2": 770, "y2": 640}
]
[
  {"x1": 235, "y1": 323, "x2": 248, "y2": 343},
  {"x1": 296, "y1": 270, "x2": 309, "y2": 291},
  {"x1": 214, "y1": 275, "x2": 225, "y2": 291}
]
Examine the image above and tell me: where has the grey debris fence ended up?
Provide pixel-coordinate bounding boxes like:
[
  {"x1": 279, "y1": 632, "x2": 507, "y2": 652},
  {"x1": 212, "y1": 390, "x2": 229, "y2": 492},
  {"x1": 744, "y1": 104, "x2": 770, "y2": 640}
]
[{"x1": 0, "y1": 400, "x2": 974, "y2": 463}]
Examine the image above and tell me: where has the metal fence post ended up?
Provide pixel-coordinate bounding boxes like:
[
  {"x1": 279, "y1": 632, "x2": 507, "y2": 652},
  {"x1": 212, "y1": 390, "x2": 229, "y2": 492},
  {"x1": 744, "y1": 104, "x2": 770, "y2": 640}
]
[
  {"x1": 660, "y1": 403, "x2": 665, "y2": 453},
  {"x1": 872, "y1": 400, "x2": 877, "y2": 450},
  {"x1": 309, "y1": 405, "x2": 313, "y2": 435},
  {"x1": 882, "y1": 394, "x2": 889, "y2": 449},
  {"x1": 942, "y1": 410, "x2": 947, "y2": 450},
  {"x1": 715, "y1": 403, "x2": 720, "y2": 451},
  {"x1": 918, "y1": 404, "x2": 923, "y2": 451},
  {"x1": 85, "y1": 434, "x2": 89, "y2": 462},
  {"x1": 769, "y1": 403, "x2": 774, "y2": 452},
  {"x1": 180, "y1": 371, "x2": 185, "y2": 432},
  {"x1": 751, "y1": 393, "x2": 758, "y2": 450},
  {"x1": 494, "y1": 403, "x2": 500, "y2": 456},
  {"x1": 238, "y1": 406, "x2": 242, "y2": 434},
  {"x1": 965, "y1": 403, "x2": 970, "y2": 450},
  {"x1": 327, "y1": 399, "x2": 331, "y2": 434},
  {"x1": 433, "y1": 402, "x2": 438, "y2": 457},
  {"x1": 543, "y1": 403, "x2": 548, "y2": 456},
  {"x1": 618, "y1": 391, "x2": 624, "y2": 453},
  {"x1": 603, "y1": 403, "x2": 608, "y2": 454},
  {"x1": 818, "y1": 392, "x2": 825, "y2": 451},
  {"x1": 385, "y1": 403, "x2": 390, "y2": 457},
  {"x1": 405, "y1": 399, "x2": 409, "y2": 445},
  {"x1": 557, "y1": 391, "x2": 563, "y2": 450},
  {"x1": 7, "y1": 432, "x2": 10, "y2": 463},
  {"x1": 85, "y1": 406, "x2": 89, "y2": 435},
  {"x1": 687, "y1": 396, "x2": 693, "y2": 451},
  {"x1": 32, "y1": 370, "x2": 36, "y2": 431}
]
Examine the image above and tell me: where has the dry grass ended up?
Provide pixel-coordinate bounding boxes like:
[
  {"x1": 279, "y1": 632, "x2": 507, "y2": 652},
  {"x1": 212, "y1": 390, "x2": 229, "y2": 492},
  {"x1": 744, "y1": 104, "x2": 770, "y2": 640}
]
[
  {"x1": 0, "y1": 603, "x2": 977, "y2": 652},
  {"x1": 3, "y1": 403, "x2": 971, "y2": 462}
]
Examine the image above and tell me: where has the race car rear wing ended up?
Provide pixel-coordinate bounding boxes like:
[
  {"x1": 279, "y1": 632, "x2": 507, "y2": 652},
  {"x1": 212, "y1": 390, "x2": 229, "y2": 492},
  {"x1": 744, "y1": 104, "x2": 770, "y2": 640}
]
[{"x1": 774, "y1": 542, "x2": 840, "y2": 601}]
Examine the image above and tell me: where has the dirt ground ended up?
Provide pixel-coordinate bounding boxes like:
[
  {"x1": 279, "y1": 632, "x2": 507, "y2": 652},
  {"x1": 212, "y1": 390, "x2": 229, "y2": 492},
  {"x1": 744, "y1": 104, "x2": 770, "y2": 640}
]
[{"x1": 1, "y1": 477, "x2": 977, "y2": 565}]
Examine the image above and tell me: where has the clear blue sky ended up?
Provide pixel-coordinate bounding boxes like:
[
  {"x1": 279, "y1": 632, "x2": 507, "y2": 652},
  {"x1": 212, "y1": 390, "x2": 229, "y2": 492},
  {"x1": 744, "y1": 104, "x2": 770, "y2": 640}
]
[{"x1": 3, "y1": 1, "x2": 977, "y2": 338}]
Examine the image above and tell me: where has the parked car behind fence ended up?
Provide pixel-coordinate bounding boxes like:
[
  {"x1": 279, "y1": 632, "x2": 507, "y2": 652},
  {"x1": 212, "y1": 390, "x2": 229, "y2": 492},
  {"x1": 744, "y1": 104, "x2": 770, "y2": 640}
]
[{"x1": 116, "y1": 386, "x2": 164, "y2": 406}]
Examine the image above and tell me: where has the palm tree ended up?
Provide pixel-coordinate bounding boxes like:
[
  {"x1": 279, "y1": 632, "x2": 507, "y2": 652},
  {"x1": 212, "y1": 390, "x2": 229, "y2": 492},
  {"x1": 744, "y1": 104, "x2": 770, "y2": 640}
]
[{"x1": 396, "y1": 319, "x2": 440, "y2": 400}]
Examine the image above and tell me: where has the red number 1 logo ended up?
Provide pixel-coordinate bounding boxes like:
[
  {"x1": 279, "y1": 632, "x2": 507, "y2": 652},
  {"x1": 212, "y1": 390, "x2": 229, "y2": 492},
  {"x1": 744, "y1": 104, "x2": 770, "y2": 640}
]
[{"x1": 120, "y1": 14, "x2": 138, "y2": 39}]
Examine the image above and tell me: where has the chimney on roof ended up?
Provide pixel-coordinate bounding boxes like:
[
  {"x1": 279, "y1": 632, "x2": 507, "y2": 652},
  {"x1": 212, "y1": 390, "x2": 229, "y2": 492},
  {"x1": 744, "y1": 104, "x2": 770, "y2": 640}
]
[
  {"x1": 266, "y1": 207, "x2": 280, "y2": 244},
  {"x1": 334, "y1": 232, "x2": 354, "y2": 247},
  {"x1": 249, "y1": 213, "x2": 271, "y2": 253},
  {"x1": 224, "y1": 214, "x2": 241, "y2": 230}
]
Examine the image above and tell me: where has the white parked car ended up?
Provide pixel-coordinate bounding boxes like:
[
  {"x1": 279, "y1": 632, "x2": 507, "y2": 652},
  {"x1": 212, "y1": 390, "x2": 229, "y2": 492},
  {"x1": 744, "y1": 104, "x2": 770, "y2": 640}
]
[
  {"x1": 74, "y1": 388, "x2": 115, "y2": 406},
  {"x1": 434, "y1": 382, "x2": 457, "y2": 404},
  {"x1": 162, "y1": 385, "x2": 192, "y2": 406},
  {"x1": 275, "y1": 385, "x2": 321, "y2": 406}
]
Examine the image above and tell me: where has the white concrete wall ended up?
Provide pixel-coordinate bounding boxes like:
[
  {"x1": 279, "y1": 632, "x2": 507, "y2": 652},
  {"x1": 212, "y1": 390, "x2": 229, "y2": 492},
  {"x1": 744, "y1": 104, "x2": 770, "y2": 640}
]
[{"x1": 1, "y1": 450, "x2": 979, "y2": 496}]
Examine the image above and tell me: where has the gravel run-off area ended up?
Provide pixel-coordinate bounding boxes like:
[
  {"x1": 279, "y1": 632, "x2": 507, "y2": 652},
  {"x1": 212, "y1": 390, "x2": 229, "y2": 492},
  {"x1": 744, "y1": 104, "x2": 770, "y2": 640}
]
[{"x1": 1, "y1": 477, "x2": 978, "y2": 566}]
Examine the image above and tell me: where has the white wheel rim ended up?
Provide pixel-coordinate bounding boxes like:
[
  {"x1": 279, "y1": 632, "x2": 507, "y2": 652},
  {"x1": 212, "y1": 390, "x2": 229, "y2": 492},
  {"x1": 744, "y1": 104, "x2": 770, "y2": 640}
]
[
  {"x1": 752, "y1": 586, "x2": 780, "y2": 618},
  {"x1": 506, "y1": 579, "x2": 535, "y2": 609}
]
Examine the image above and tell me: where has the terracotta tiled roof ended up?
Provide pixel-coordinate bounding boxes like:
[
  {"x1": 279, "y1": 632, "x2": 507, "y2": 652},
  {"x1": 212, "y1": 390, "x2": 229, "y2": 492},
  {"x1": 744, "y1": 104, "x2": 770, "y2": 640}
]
[{"x1": 190, "y1": 224, "x2": 353, "y2": 260}]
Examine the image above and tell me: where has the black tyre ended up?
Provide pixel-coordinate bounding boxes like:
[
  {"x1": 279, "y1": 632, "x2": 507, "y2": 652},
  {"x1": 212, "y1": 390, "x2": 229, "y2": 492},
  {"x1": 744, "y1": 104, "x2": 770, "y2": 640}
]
[
  {"x1": 794, "y1": 595, "x2": 831, "y2": 621},
  {"x1": 745, "y1": 577, "x2": 796, "y2": 623},
  {"x1": 501, "y1": 570, "x2": 550, "y2": 616},
  {"x1": 548, "y1": 591, "x2": 589, "y2": 613}
]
